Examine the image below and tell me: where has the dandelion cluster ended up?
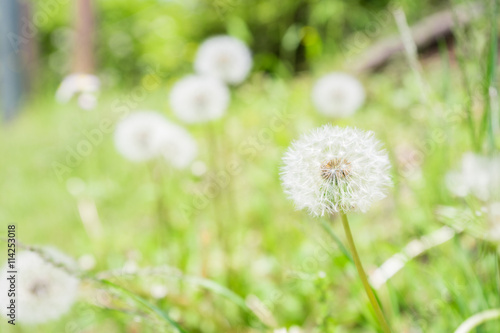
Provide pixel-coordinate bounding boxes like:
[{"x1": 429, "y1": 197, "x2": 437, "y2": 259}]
[
  {"x1": 114, "y1": 111, "x2": 197, "y2": 168},
  {"x1": 169, "y1": 35, "x2": 252, "y2": 124},
  {"x1": 55, "y1": 73, "x2": 100, "y2": 110},
  {"x1": 169, "y1": 75, "x2": 230, "y2": 123},
  {"x1": 194, "y1": 35, "x2": 253, "y2": 85},
  {"x1": 281, "y1": 125, "x2": 391, "y2": 216},
  {"x1": 311, "y1": 72, "x2": 365, "y2": 117},
  {"x1": 0, "y1": 248, "x2": 79, "y2": 324}
]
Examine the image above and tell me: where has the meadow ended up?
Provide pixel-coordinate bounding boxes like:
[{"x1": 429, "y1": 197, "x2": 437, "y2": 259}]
[{"x1": 1, "y1": 0, "x2": 499, "y2": 332}]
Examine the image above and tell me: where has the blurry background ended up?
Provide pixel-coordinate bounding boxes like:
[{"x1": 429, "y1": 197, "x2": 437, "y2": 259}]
[{"x1": 4, "y1": 0, "x2": 446, "y2": 93}]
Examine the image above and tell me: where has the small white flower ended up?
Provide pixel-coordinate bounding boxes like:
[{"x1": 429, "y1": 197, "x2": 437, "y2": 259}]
[
  {"x1": 281, "y1": 125, "x2": 391, "y2": 216},
  {"x1": 56, "y1": 73, "x2": 100, "y2": 109},
  {"x1": 194, "y1": 35, "x2": 252, "y2": 85},
  {"x1": 274, "y1": 327, "x2": 302, "y2": 333},
  {"x1": 446, "y1": 152, "x2": 500, "y2": 201},
  {"x1": 311, "y1": 72, "x2": 365, "y2": 117},
  {"x1": 78, "y1": 254, "x2": 96, "y2": 271},
  {"x1": 169, "y1": 75, "x2": 230, "y2": 123},
  {"x1": 191, "y1": 160, "x2": 207, "y2": 176},
  {"x1": 0, "y1": 248, "x2": 79, "y2": 324},
  {"x1": 150, "y1": 284, "x2": 168, "y2": 299},
  {"x1": 77, "y1": 92, "x2": 98, "y2": 110},
  {"x1": 114, "y1": 111, "x2": 197, "y2": 168}
]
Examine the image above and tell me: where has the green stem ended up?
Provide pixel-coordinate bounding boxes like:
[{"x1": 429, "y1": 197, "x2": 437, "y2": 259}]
[
  {"x1": 496, "y1": 251, "x2": 500, "y2": 302},
  {"x1": 147, "y1": 161, "x2": 169, "y2": 256},
  {"x1": 340, "y1": 212, "x2": 391, "y2": 333}
]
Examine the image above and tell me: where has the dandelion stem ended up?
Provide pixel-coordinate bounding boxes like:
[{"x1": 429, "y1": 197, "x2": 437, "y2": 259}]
[
  {"x1": 147, "y1": 161, "x2": 169, "y2": 255},
  {"x1": 340, "y1": 212, "x2": 392, "y2": 333}
]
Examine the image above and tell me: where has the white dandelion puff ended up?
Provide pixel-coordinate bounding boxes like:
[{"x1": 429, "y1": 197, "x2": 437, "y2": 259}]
[
  {"x1": 169, "y1": 75, "x2": 230, "y2": 123},
  {"x1": 446, "y1": 152, "x2": 500, "y2": 201},
  {"x1": 114, "y1": 111, "x2": 197, "y2": 168},
  {"x1": 114, "y1": 111, "x2": 173, "y2": 162},
  {"x1": 194, "y1": 35, "x2": 252, "y2": 85},
  {"x1": 55, "y1": 73, "x2": 100, "y2": 109},
  {"x1": 157, "y1": 122, "x2": 198, "y2": 169},
  {"x1": 311, "y1": 72, "x2": 365, "y2": 117},
  {"x1": 281, "y1": 125, "x2": 391, "y2": 216},
  {"x1": 0, "y1": 248, "x2": 79, "y2": 324}
]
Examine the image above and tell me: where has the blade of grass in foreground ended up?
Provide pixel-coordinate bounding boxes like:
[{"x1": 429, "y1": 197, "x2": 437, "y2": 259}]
[
  {"x1": 97, "y1": 266, "x2": 269, "y2": 328},
  {"x1": 478, "y1": 0, "x2": 498, "y2": 151},
  {"x1": 450, "y1": 2, "x2": 479, "y2": 151},
  {"x1": 100, "y1": 279, "x2": 189, "y2": 333},
  {"x1": 454, "y1": 309, "x2": 500, "y2": 333}
]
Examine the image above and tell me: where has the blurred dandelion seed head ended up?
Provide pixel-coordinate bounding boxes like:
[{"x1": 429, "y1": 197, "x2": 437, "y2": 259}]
[
  {"x1": 281, "y1": 125, "x2": 391, "y2": 216},
  {"x1": 194, "y1": 35, "x2": 252, "y2": 85},
  {"x1": 446, "y1": 152, "x2": 500, "y2": 201},
  {"x1": 55, "y1": 73, "x2": 100, "y2": 110},
  {"x1": 169, "y1": 75, "x2": 230, "y2": 123},
  {"x1": 0, "y1": 248, "x2": 79, "y2": 324},
  {"x1": 312, "y1": 72, "x2": 365, "y2": 118},
  {"x1": 114, "y1": 111, "x2": 197, "y2": 168},
  {"x1": 157, "y1": 123, "x2": 198, "y2": 169},
  {"x1": 114, "y1": 111, "x2": 172, "y2": 162}
]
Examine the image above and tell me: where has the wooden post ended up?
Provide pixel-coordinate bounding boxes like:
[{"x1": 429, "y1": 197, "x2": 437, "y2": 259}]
[{"x1": 73, "y1": 0, "x2": 95, "y2": 74}]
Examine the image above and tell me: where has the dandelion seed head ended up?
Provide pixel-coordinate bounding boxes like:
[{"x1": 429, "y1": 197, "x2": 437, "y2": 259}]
[
  {"x1": 169, "y1": 75, "x2": 230, "y2": 123},
  {"x1": 194, "y1": 36, "x2": 252, "y2": 85},
  {"x1": 114, "y1": 111, "x2": 197, "y2": 168},
  {"x1": 55, "y1": 73, "x2": 100, "y2": 109},
  {"x1": 320, "y1": 158, "x2": 352, "y2": 182},
  {"x1": 281, "y1": 125, "x2": 391, "y2": 216},
  {"x1": 311, "y1": 72, "x2": 365, "y2": 117},
  {"x1": 0, "y1": 248, "x2": 79, "y2": 324},
  {"x1": 157, "y1": 122, "x2": 198, "y2": 169},
  {"x1": 446, "y1": 152, "x2": 500, "y2": 201},
  {"x1": 114, "y1": 111, "x2": 172, "y2": 162}
]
